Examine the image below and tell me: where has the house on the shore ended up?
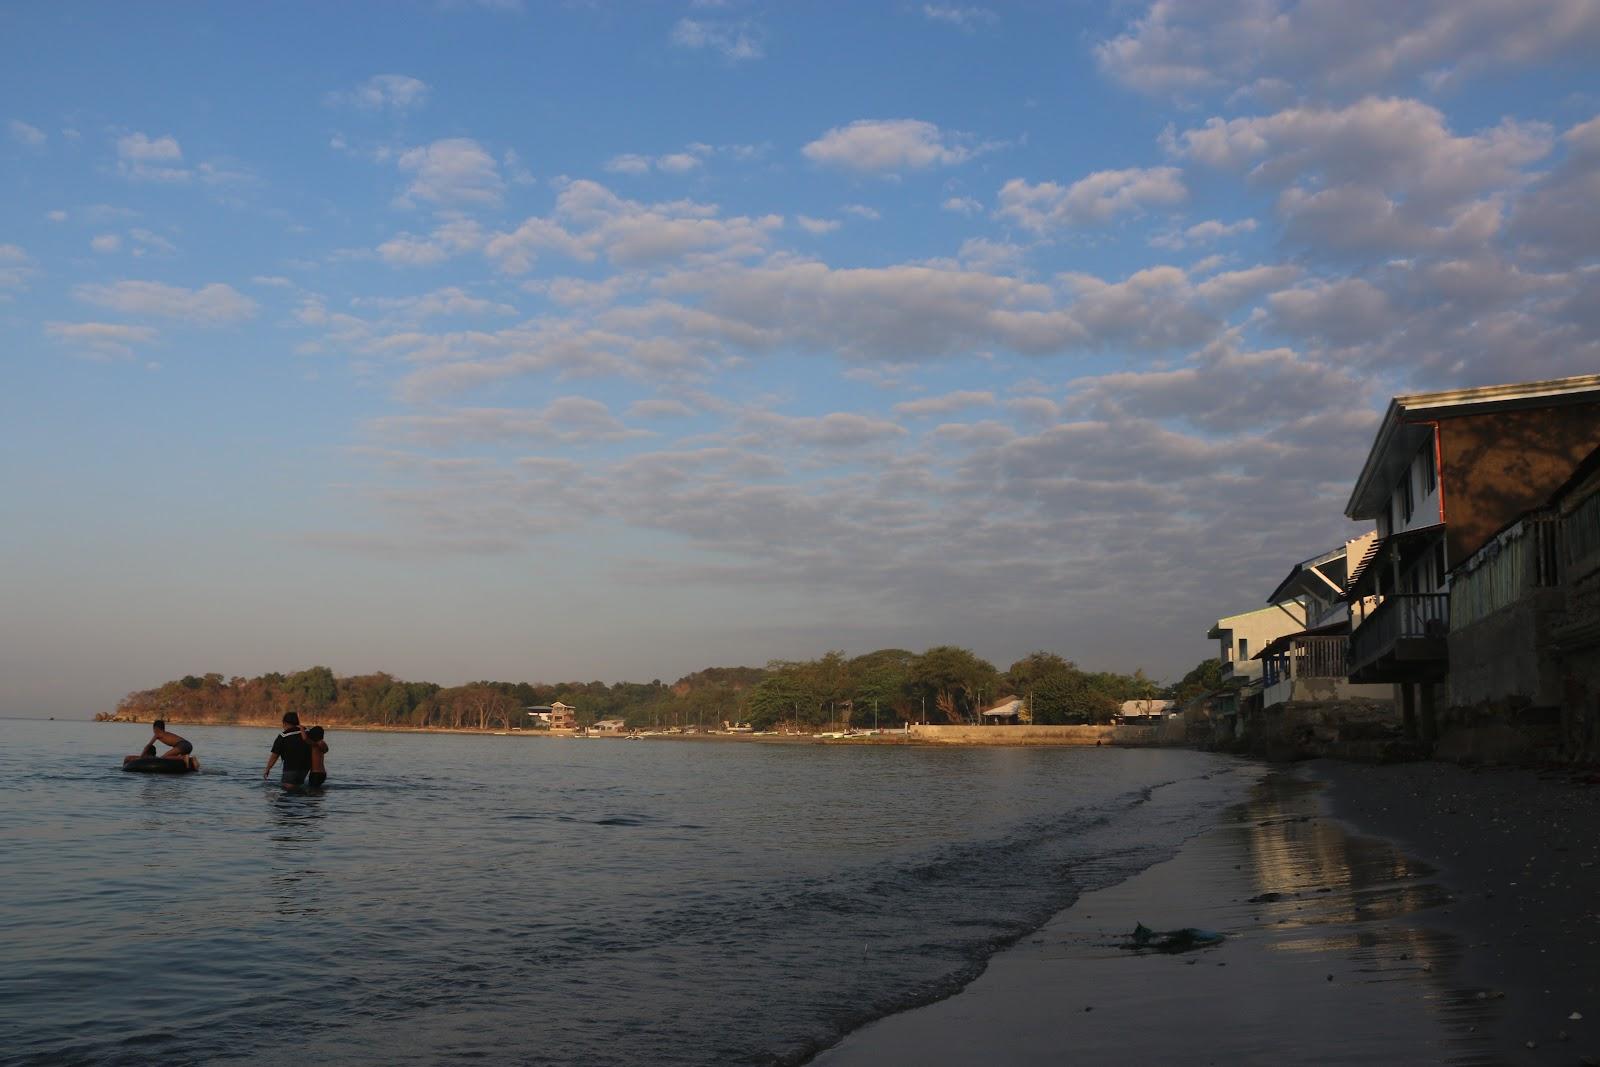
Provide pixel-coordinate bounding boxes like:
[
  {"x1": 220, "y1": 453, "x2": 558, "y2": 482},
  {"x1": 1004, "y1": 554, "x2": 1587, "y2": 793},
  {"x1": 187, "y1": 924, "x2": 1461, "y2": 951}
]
[
  {"x1": 1117, "y1": 698, "x2": 1174, "y2": 724},
  {"x1": 525, "y1": 701, "x2": 579, "y2": 729},
  {"x1": 591, "y1": 718, "x2": 627, "y2": 733},
  {"x1": 1343, "y1": 374, "x2": 1600, "y2": 742},
  {"x1": 981, "y1": 696, "x2": 1026, "y2": 723},
  {"x1": 1256, "y1": 535, "x2": 1391, "y2": 710},
  {"x1": 1446, "y1": 445, "x2": 1600, "y2": 758},
  {"x1": 1207, "y1": 602, "x2": 1309, "y2": 684}
]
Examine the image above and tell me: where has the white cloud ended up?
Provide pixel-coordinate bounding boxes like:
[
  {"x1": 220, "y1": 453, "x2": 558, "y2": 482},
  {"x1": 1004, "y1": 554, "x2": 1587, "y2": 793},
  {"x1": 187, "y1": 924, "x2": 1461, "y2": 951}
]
[
  {"x1": 329, "y1": 74, "x2": 431, "y2": 112},
  {"x1": 670, "y1": 18, "x2": 764, "y2": 61},
  {"x1": 942, "y1": 196, "x2": 982, "y2": 215},
  {"x1": 377, "y1": 219, "x2": 486, "y2": 266},
  {"x1": 997, "y1": 167, "x2": 1186, "y2": 231},
  {"x1": 128, "y1": 228, "x2": 178, "y2": 256},
  {"x1": 369, "y1": 398, "x2": 642, "y2": 448},
  {"x1": 47, "y1": 210, "x2": 68, "y2": 222},
  {"x1": 1174, "y1": 97, "x2": 1553, "y2": 255},
  {"x1": 8, "y1": 119, "x2": 45, "y2": 145},
  {"x1": 45, "y1": 321, "x2": 159, "y2": 360},
  {"x1": 1188, "y1": 218, "x2": 1257, "y2": 241},
  {"x1": 74, "y1": 280, "x2": 258, "y2": 323},
  {"x1": 628, "y1": 398, "x2": 697, "y2": 420},
  {"x1": 605, "y1": 154, "x2": 652, "y2": 176},
  {"x1": 893, "y1": 390, "x2": 996, "y2": 417},
  {"x1": 1097, "y1": 0, "x2": 1600, "y2": 100},
  {"x1": 487, "y1": 180, "x2": 780, "y2": 273},
  {"x1": 741, "y1": 410, "x2": 908, "y2": 450},
  {"x1": 921, "y1": 5, "x2": 997, "y2": 30},
  {"x1": 116, "y1": 132, "x2": 190, "y2": 182},
  {"x1": 802, "y1": 119, "x2": 975, "y2": 173},
  {"x1": 604, "y1": 145, "x2": 712, "y2": 176},
  {"x1": 658, "y1": 153, "x2": 702, "y2": 175},
  {"x1": 796, "y1": 216, "x2": 840, "y2": 235},
  {"x1": 1508, "y1": 113, "x2": 1600, "y2": 266},
  {"x1": 0, "y1": 244, "x2": 33, "y2": 289},
  {"x1": 842, "y1": 204, "x2": 881, "y2": 220},
  {"x1": 396, "y1": 138, "x2": 504, "y2": 207},
  {"x1": 91, "y1": 234, "x2": 121, "y2": 254},
  {"x1": 352, "y1": 286, "x2": 517, "y2": 319}
]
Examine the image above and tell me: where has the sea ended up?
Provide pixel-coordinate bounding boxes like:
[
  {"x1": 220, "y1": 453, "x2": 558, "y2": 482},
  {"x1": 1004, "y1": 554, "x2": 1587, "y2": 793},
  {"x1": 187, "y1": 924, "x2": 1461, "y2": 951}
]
[{"x1": 0, "y1": 718, "x2": 1264, "y2": 1066}]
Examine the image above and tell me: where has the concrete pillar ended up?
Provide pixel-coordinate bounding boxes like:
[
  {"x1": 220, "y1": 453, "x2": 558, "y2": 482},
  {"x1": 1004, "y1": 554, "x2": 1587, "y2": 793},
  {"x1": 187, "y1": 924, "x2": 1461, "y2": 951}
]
[
  {"x1": 1419, "y1": 683, "x2": 1438, "y2": 742},
  {"x1": 1398, "y1": 683, "x2": 1417, "y2": 740}
]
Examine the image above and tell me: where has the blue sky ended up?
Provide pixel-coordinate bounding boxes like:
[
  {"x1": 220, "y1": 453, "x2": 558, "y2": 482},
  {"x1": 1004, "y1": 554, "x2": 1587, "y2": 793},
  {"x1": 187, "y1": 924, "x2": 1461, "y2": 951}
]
[{"x1": 3, "y1": 1, "x2": 1598, "y2": 715}]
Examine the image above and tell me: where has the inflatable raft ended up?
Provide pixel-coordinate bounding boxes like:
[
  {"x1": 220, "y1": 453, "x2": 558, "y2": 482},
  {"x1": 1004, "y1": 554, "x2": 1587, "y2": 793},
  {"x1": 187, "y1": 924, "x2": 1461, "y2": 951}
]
[{"x1": 122, "y1": 756, "x2": 198, "y2": 774}]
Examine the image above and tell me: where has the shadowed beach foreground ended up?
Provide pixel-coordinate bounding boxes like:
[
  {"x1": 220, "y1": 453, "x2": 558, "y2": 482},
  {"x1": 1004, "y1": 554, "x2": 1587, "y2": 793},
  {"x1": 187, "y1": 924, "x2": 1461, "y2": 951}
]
[{"x1": 814, "y1": 762, "x2": 1600, "y2": 1066}]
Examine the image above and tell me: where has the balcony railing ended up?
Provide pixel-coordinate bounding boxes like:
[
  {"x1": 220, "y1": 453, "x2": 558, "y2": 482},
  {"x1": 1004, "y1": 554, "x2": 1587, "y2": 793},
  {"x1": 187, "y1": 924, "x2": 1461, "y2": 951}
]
[
  {"x1": 1262, "y1": 636, "x2": 1349, "y2": 688},
  {"x1": 1349, "y1": 593, "x2": 1449, "y2": 680}
]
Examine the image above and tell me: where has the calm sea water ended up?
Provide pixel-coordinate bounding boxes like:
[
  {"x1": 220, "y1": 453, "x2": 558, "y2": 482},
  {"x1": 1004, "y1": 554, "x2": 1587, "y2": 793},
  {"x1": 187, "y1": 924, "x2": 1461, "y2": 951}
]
[{"x1": 1, "y1": 719, "x2": 1261, "y2": 1066}]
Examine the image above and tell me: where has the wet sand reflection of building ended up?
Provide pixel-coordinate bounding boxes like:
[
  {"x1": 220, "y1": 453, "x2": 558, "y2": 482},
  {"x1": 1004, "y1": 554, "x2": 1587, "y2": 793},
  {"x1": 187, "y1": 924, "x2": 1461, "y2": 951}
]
[{"x1": 1234, "y1": 776, "x2": 1499, "y2": 1062}]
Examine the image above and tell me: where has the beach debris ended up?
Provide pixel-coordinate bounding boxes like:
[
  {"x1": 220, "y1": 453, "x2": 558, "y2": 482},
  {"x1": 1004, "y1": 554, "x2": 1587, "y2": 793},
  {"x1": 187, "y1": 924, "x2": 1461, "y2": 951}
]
[
  {"x1": 1571, "y1": 1011, "x2": 1584, "y2": 1021},
  {"x1": 1120, "y1": 923, "x2": 1225, "y2": 954},
  {"x1": 1248, "y1": 892, "x2": 1284, "y2": 903}
]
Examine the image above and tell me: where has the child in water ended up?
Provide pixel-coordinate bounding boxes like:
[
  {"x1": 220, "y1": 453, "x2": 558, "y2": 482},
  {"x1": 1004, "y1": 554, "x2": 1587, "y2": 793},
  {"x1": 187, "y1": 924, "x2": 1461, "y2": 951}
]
[{"x1": 304, "y1": 725, "x2": 329, "y2": 788}]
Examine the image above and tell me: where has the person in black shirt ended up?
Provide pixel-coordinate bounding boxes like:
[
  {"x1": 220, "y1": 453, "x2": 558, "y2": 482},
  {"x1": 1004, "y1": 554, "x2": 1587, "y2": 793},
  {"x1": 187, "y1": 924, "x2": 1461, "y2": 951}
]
[{"x1": 264, "y1": 711, "x2": 313, "y2": 789}]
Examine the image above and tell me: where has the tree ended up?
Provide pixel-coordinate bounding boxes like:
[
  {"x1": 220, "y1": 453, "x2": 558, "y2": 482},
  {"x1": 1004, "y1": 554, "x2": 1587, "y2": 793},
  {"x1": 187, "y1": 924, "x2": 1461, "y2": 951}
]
[
  {"x1": 1168, "y1": 657, "x2": 1227, "y2": 706},
  {"x1": 910, "y1": 646, "x2": 998, "y2": 724}
]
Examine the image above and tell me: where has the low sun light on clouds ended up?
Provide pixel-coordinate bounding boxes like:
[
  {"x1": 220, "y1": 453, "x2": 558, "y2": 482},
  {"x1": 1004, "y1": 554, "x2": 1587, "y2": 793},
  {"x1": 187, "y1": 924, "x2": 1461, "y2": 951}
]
[{"x1": 2, "y1": 0, "x2": 1598, "y2": 714}]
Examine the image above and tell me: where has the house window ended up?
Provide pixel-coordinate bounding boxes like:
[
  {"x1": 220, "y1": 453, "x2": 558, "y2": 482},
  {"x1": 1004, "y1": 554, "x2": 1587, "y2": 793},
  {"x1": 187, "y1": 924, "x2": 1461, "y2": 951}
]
[
  {"x1": 1422, "y1": 443, "x2": 1437, "y2": 495},
  {"x1": 1238, "y1": 638, "x2": 1249, "y2": 661},
  {"x1": 1400, "y1": 472, "x2": 1415, "y2": 524}
]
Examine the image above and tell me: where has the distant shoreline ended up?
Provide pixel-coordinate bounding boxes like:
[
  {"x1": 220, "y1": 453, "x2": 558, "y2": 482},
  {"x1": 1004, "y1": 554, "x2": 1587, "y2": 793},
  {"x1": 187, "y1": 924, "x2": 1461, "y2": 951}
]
[{"x1": 90, "y1": 717, "x2": 1144, "y2": 746}]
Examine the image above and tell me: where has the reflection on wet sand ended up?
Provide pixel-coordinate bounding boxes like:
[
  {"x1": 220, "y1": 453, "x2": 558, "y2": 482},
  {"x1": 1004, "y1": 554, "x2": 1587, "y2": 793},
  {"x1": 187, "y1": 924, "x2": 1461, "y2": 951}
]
[
  {"x1": 815, "y1": 771, "x2": 1501, "y2": 1066},
  {"x1": 1234, "y1": 774, "x2": 1498, "y2": 1064}
]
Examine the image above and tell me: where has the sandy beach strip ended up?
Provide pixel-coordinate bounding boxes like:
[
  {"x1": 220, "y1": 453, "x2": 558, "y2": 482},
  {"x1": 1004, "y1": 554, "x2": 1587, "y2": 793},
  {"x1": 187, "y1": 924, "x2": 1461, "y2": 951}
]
[{"x1": 813, "y1": 761, "x2": 1600, "y2": 1066}]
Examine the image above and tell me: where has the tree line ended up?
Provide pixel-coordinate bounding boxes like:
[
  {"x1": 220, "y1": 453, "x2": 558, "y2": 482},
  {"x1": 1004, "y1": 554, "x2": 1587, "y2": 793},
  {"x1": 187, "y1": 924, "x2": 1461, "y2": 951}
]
[{"x1": 109, "y1": 649, "x2": 1226, "y2": 732}]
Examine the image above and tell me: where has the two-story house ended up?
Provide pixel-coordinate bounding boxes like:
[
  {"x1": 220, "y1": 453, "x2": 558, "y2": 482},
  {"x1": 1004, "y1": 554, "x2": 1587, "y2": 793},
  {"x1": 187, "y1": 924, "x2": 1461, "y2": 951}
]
[
  {"x1": 1255, "y1": 534, "x2": 1391, "y2": 709},
  {"x1": 1344, "y1": 374, "x2": 1600, "y2": 739},
  {"x1": 1207, "y1": 600, "x2": 1309, "y2": 684}
]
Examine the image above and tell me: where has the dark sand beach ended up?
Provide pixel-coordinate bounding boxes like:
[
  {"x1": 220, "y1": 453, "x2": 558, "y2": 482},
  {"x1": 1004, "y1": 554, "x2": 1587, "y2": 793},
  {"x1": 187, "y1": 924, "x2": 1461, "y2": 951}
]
[{"x1": 814, "y1": 760, "x2": 1600, "y2": 1066}]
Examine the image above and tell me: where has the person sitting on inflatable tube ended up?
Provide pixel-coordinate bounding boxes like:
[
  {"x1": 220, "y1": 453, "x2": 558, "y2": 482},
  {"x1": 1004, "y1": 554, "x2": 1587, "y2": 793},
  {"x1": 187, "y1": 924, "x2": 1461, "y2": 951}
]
[{"x1": 123, "y1": 718, "x2": 199, "y2": 771}]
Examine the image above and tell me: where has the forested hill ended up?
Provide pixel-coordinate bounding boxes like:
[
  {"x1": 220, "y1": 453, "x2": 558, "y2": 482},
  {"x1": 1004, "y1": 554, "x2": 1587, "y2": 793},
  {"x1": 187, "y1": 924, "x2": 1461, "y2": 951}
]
[{"x1": 108, "y1": 647, "x2": 1219, "y2": 732}]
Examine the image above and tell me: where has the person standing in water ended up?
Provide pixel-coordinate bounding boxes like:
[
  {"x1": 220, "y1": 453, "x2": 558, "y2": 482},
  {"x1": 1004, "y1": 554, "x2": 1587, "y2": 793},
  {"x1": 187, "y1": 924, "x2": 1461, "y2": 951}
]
[
  {"x1": 263, "y1": 712, "x2": 312, "y2": 789},
  {"x1": 304, "y1": 725, "x2": 329, "y2": 788}
]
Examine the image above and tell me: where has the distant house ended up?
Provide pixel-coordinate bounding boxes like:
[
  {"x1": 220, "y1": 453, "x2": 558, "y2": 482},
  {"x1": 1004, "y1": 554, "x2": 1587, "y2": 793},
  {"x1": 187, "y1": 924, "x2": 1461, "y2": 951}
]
[
  {"x1": 549, "y1": 702, "x2": 577, "y2": 730},
  {"x1": 1344, "y1": 374, "x2": 1600, "y2": 739},
  {"x1": 525, "y1": 705, "x2": 553, "y2": 726},
  {"x1": 980, "y1": 696, "x2": 1026, "y2": 722},
  {"x1": 592, "y1": 718, "x2": 627, "y2": 733},
  {"x1": 1118, "y1": 698, "x2": 1174, "y2": 724}
]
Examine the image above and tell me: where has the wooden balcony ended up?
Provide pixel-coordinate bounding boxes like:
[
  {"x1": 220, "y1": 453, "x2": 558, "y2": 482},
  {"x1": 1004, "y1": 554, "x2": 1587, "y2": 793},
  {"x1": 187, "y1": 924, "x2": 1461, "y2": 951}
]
[{"x1": 1348, "y1": 593, "x2": 1449, "y2": 684}]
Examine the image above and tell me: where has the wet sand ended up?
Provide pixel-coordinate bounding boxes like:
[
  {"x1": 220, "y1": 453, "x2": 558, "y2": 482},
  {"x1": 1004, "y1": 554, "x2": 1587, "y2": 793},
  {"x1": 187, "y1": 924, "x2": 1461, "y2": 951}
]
[{"x1": 814, "y1": 761, "x2": 1600, "y2": 1066}]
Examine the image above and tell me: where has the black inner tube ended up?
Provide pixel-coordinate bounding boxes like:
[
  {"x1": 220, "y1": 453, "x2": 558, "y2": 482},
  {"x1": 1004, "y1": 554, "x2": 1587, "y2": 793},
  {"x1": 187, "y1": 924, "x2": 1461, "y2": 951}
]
[{"x1": 122, "y1": 757, "x2": 195, "y2": 774}]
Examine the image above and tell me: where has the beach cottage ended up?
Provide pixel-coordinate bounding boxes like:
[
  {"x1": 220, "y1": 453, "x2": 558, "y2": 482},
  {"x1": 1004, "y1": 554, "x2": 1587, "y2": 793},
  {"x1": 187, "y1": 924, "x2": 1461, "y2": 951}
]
[{"x1": 1256, "y1": 535, "x2": 1391, "y2": 710}]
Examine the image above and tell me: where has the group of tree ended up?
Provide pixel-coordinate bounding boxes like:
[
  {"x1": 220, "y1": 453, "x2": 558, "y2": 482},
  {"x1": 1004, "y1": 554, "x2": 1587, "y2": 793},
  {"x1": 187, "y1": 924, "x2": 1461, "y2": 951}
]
[{"x1": 110, "y1": 647, "x2": 1228, "y2": 732}]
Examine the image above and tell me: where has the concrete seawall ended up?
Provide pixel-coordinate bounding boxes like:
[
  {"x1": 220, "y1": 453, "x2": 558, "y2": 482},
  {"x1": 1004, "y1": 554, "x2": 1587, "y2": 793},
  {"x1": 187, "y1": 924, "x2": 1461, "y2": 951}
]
[{"x1": 907, "y1": 724, "x2": 1161, "y2": 745}]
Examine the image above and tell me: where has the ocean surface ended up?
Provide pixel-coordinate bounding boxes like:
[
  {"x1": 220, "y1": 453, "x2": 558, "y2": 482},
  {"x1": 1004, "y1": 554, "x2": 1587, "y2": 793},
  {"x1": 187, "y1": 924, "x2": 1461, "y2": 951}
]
[{"x1": 1, "y1": 719, "x2": 1263, "y2": 1066}]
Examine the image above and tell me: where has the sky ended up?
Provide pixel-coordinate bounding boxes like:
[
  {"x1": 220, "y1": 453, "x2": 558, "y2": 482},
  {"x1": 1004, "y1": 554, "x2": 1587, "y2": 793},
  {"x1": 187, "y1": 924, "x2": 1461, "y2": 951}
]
[{"x1": 3, "y1": 1, "x2": 1599, "y2": 716}]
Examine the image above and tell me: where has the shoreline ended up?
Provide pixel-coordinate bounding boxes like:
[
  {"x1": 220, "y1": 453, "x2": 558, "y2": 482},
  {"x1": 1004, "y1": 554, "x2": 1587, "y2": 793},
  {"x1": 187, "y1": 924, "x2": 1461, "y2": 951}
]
[
  {"x1": 87, "y1": 717, "x2": 1144, "y2": 746},
  {"x1": 812, "y1": 760, "x2": 1600, "y2": 1065}
]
